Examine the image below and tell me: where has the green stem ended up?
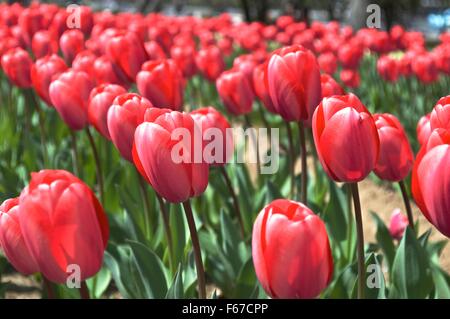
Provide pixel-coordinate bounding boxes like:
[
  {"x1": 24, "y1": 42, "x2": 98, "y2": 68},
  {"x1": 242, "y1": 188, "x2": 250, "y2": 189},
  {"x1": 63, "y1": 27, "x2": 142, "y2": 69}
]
[
  {"x1": 220, "y1": 166, "x2": 245, "y2": 238},
  {"x1": 350, "y1": 182, "x2": 365, "y2": 299},
  {"x1": 137, "y1": 173, "x2": 152, "y2": 240},
  {"x1": 86, "y1": 127, "x2": 105, "y2": 205},
  {"x1": 155, "y1": 193, "x2": 174, "y2": 273},
  {"x1": 182, "y1": 200, "x2": 206, "y2": 299},
  {"x1": 399, "y1": 180, "x2": 414, "y2": 231},
  {"x1": 42, "y1": 278, "x2": 55, "y2": 299},
  {"x1": 346, "y1": 184, "x2": 353, "y2": 259},
  {"x1": 298, "y1": 122, "x2": 308, "y2": 204},
  {"x1": 69, "y1": 130, "x2": 80, "y2": 177},
  {"x1": 286, "y1": 122, "x2": 296, "y2": 198}
]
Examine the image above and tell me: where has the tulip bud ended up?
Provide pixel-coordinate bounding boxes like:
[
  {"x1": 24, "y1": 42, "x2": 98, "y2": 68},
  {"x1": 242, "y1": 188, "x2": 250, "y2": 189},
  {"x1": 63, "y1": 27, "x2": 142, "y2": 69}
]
[
  {"x1": 252, "y1": 199, "x2": 333, "y2": 298},
  {"x1": 133, "y1": 108, "x2": 209, "y2": 203},
  {"x1": 216, "y1": 67, "x2": 254, "y2": 116},
  {"x1": 31, "y1": 30, "x2": 58, "y2": 59},
  {"x1": 49, "y1": 69, "x2": 95, "y2": 130},
  {"x1": 377, "y1": 55, "x2": 400, "y2": 82},
  {"x1": 266, "y1": 45, "x2": 321, "y2": 124},
  {"x1": 0, "y1": 198, "x2": 40, "y2": 275},
  {"x1": 18, "y1": 170, "x2": 109, "y2": 284},
  {"x1": 312, "y1": 94, "x2": 380, "y2": 182},
  {"x1": 373, "y1": 113, "x2": 414, "y2": 181},
  {"x1": 137, "y1": 59, "x2": 184, "y2": 111},
  {"x1": 107, "y1": 93, "x2": 153, "y2": 161},
  {"x1": 59, "y1": 29, "x2": 85, "y2": 65},
  {"x1": 1, "y1": 47, "x2": 32, "y2": 88},
  {"x1": 88, "y1": 84, "x2": 127, "y2": 140},
  {"x1": 389, "y1": 209, "x2": 409, "y2": 240}
]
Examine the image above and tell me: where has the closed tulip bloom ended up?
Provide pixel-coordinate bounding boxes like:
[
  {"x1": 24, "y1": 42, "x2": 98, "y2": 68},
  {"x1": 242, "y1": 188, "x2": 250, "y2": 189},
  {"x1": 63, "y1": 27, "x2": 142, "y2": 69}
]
[
  {"x1": 49, "y1": 69, "x2": 95, "y2": 130},
  {"x1": 195, "y1": 46, "x2": 225, "y2": 82},
  {"x1": 190, "y1": 107, "x2": 233, "y2": 166},
  {"x1": 417, "y1": 113, "x2": 432, "y2": 146},
  {"x1": 18, "y1": 170, "x2": 109, "y2": 284},
  {"x1": 72, "y1": 50, "x2": 97, "y2": 79},
  {"x1": 59, "y1": 29, "x2": 85, "y2": 65},
  {"x1": 107, "y1": 93, "x2": 153, "y2": 161},
  {"x1": 170, "y1": 45, "x2": 196, "y2": 78},
  {"x1": 133, "y1": 108, "x2": 209, "y2": 203},
  {"x1": 321, "y1": 73, "x2": 345, "y2": 98},
  {"x1": 373, "y1": 113, "x2": 414, "y2": 181},
  {"x1": 1, "y1": 47, "x2": 32, "y2": 88},
  {"x1": 31, "y1": 30, "x2": 58, "y2": 59},
  {"x1": 253, "y1": 63, "x2": 276, "y2": 113},
  {"x1": 430, "y1": 95, "x2": 450, "y2": 131},
  {"x1": 252, "y1": 199, "x2": 333, "y2": 299},
  {"x1": 412, "y1": 54, "x2": 438, "y2": 83},
  {"x1": 338, "y1": 43, "x2": 363, "y2": 69},
  {"x1": 88, "y1": 84, "x2": 127, "y2": 140},
  {"x1": 106, "y1": 31, "x2": 148, "y2": 81},
  {"x1": 412, "y1": 129, "x2": 450, "y2": 237},
  {"x1": 389, "y1": 209, "x2": 409, "y2": 240},
  {"x1": 144, "y1": 41, "x2": 167, "y2": 60},
  {"x1": 266, "y1": 45, "x2": 321, "y2": 124},
  {"x1": 216, "y1": 68, "x2": 254, "y2": 116},
  {"x1": 136, "y1": 59, "x2": 184, "y2": 110},
  {"x1": 31, "y1": 54, "x2": 67, "y2": 106},
  {"x1": 312, "y1": 94, "x2": 380, "y2": 182},
  {"x1": 318, "y1": 52, "x2": 338, "y2": 75},
  {"x1": 93, "y1": 55, "x2": 130, "y2": 88},
  {"x1": 0, "y1": 198, "x2": 40, "y2": 275},
  {"x1": 18, "y1": 7, "x2": 46, "y2": 46},
  {"x1": 340, "y1": 69, "x2": 360, "y2": 88},
  {"x1": 377, "y1": 55, "x2": 400, "y2": 82}
]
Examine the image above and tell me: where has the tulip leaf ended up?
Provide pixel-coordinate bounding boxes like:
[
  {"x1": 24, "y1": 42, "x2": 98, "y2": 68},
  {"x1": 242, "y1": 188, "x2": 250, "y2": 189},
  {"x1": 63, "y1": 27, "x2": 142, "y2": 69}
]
[
  {"x1": 232, "y1": 257, "x2": 258, "y2": 298},
  {"x1": 389, "y1": 227, "x2": 433, "y2": 298},
  {"x1": 430, "y1": 264, "x2": 450, "y2": 299},
  {"x1": 350, "y1": 253, "x2": 386, "y2": 299},
  {"x1": 166, "y1": 264, "x2": 184, "y2": 299},
  {"x1": 86, "y1": 266, "x2": 112, "y2": 299},
  {"x1": 170, "y1": 203, "x2": 187, "y2": 268},
  {"x1": 371, "y1": 211, "x2": 396, "y2": 271}
]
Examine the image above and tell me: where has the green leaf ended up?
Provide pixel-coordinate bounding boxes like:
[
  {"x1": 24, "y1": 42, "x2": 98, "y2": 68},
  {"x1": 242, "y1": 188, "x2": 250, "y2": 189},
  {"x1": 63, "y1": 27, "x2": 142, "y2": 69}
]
[
  {"x1": 170, "y1": 203, "x2": 187, "y2": 268},
  {"x1": 430, "y1": 264, "x2": 450, "y2": 299},
  {"x1": 166, "y1": 264, "x2": 184, "y2": 299},
  {"x1": 350, "y1": 253, "x2": 386, "y2": 299},
  {"x1": 232, "y1": 257, "x2": 258, "y2": 298},
  {"x1": 389, "y1": 227, "x2": 433, "y2": 298},
  {"x1": 371, "y1": 212, "x2": 396, "y2": 270},
  {"x1": 127, "y1": 240, "x2": 168, "y2": 299},
  {"x1": 86, "y1": 267, "x2": 111, "y2": 299}
]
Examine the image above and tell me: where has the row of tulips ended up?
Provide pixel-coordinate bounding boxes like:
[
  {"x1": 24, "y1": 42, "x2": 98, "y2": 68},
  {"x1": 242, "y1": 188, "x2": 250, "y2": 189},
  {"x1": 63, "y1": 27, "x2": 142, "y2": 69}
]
[{"x1": 0, "y1": 1, "x2": 449, "y2": 299}]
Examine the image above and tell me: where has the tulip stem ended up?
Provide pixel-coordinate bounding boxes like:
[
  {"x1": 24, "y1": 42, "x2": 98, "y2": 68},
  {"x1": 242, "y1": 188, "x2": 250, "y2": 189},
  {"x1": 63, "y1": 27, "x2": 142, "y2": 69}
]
[
  {"x1": 220, "y1": 166, "x2": 245, "y2": 238},
  {"x1": 86, "y1": 127, "x2": 105, "y2": 205},
  {"x1": 399, "y1": 180, "x2": 414, "y2": 231},
  {"x1": 298, "y1": 122, "x2": 308, "y2": 204},
  {"x1": 286, "y1": 122, "x2": 296, "y2": 198},
  {"x1": 79, "y1": 281, "x2": 90, "y2": 299},
  {"x1": 346, "y1": 184, "x2": 354, "y2": 260},
  {"x1": 244, "y1": 115, "x2": 261, "y2": 180},
  {"x1": 182, "y1": 200, "x2": 206, "y2": 299},
  {"x1": 350, "y1": 182, "x2": 365, "y2": 299},
  {"x1": 42, "y1": 278, "x2": 55, "y2": 299},
  {"x1": 137, "y1": 173, "x2": 152, "y2": 239},
  {"x1": 155, "y1": 193, "x2": 174, "y2": 273},
  {"x1": 69, "y1": 130, "x2": 80, "y2": 177}
]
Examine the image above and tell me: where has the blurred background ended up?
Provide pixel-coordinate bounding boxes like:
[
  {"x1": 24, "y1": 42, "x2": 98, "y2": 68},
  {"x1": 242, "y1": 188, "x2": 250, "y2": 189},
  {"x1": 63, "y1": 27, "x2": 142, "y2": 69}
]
[{"x1": 2, "y1": 0, "x2": 450, "y2": 39}]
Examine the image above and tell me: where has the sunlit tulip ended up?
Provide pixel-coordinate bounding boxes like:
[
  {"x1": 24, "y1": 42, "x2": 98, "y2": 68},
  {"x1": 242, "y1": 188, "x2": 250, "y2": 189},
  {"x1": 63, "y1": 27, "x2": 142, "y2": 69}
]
[
  {"x1": 216, "y1": 67, "x2": 254, "y2": 116},
  {"x1": 252, "y1": 199, "x2": 333, "y2": 299},
  {"x1": 0, "y1": 198, "x2": 40, "y2": 275},
  {"x1": 18, "y1": 170, "x2": 109, "y2": 284},
  {"x1": 312, "y1": 94, "x2": 380, "y2": 182},
  {"x1": 253, "y1": 63, "x2": 276, "y2": 113}
]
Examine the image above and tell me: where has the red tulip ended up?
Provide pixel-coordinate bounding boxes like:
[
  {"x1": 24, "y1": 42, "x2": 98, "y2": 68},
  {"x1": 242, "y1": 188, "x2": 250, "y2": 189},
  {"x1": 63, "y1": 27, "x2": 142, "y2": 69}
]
[
  {"x1": 389, "y1": 209, "x2": 409, "y2": 240},
  {"x1": 430, "y1": 95, "x2": 450, "y2": 131},
  {"x1": 340, "y1": 69, "x2": 360, "y2": 88},
  {"x1": 18, "y1": 170, "x2": 109, "y2": 284},
  {"x1": 1, "y1": 47, "x2": 32, "y2": 88},
  {"x1": 170, "y1": 45, "x2": 197, "y2": 78},
  {"x1": 0, "y1": 198, "x2": 39, "y2": 275},
  {"x1": 93, "y1": 55, "x2": 130, "y2": 88},
  {"x1": 144, "y1": 41, "x2": 167, "y2": 60},
  {"x1": 412, "y1": 129, "x2": 450, "y2": 237},
  {"x1": 106, "y1": 31, "x2": 148, "y2": 81},
  {"x1": 195, "y1": 46, "x2": 225, "y2": 82},
  {"x1": 266, "y1": 45, "x2": 321, "y2": 124},
  {"x1": 190, "y1": 107, "x2": 233, "y2": 166},
  {"x1": 312, "y1": 94, "x2": 380, "y2": 182},
  {"x1": 377, "y1": 55, "x2": 400, "y2": 82},
  {"x1": 373, "y1": 113, "x2": 414, "y2": 181},
  {"x1": 133, "y1": 108, "x2": 209, "y2": 203},
  {"x1": 72, "y1": 50, "x2": 97, "y2": 79},
  {"x1": 253, "y1": 63, "x2": 276, "y2": 113},
  {"x1": 417, "y1": 113, "x2": 432, "y2": 146},
  {"x1": 216, "y1": 67, "x2": 254, "y2": 116},
  {"x1": 31, "y1": 54, "x2": 67, "y2": 106},
  {"x1": 412, "y1": 53, "x2": 438, "y2": 83},
  {"x1": 338, "y1": 42, "x2": 363, "y2": 69},
  {"x1": 318, "y1": 52, "x2": 337, "y2": 75},
  {"x1": 49, "y1": 69, "x2": 95, "y2": 130},
  {"x1": 88, "y1": 84, "x2": 127, "y2": 140},
  {"x1": 59, "y1": 29, "x2": 85, "y2": 65},
  {"x1": 18, "y1": 7, "x2": 46, "y2": 47},
  {"x1": 31, "y1": 30, "x2": 58, "y2": 59},
  {"x1": 107, "y1": 93, "x2": 153, "y2": 162},
  {"x1": 321, "y1": 73, "x2": 345, "y2": 98},
  {"x1": 136, "y1": 59, "x2": 184, "y2": 111},
  {"x1": 252, "y1": 199, "x2": 333, "y2": 299}
]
